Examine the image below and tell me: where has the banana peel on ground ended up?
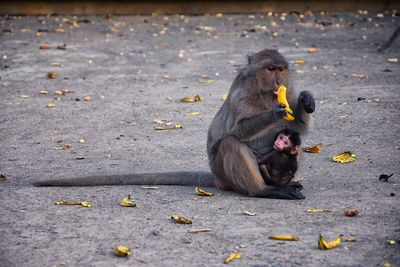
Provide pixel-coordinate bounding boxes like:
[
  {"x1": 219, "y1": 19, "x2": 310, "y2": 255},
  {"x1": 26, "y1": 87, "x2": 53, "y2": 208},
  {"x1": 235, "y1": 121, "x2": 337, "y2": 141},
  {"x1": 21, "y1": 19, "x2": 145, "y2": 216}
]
[
  {"x1": 269, "y1": 235, "x2": 300, "y2": 241},
  {"x1": 318, "y1": 234, "x2": 341, "y2": 250}
]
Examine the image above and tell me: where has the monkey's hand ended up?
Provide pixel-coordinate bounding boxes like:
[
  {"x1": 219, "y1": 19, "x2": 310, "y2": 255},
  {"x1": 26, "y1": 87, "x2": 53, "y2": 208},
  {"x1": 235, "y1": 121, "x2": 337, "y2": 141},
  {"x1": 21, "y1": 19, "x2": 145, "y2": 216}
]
[
  {"x1": 256, "y1": 187, "x2": 305, "y2": 200},
  {"x1": 298, "y1": 91, "x2": 315, "y2": 113},
  {"x1": 273, "y1": 104, "x2": 287, "y2": 119}
]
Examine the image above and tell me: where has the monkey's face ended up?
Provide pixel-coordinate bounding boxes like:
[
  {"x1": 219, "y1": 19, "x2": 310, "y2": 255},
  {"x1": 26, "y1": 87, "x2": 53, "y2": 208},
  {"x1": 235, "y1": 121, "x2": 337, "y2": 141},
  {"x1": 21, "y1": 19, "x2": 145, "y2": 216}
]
[
  {"x1": 261, "y1": 64, "x2": 289, "y2": 94},
  {"x1": 273, "y1": 133, "x2": 292, "y2": 151}
]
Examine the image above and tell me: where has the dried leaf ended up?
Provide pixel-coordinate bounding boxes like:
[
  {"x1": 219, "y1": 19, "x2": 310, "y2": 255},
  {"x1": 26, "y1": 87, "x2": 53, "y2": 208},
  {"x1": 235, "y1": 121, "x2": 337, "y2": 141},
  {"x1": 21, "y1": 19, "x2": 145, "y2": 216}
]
[
  {"x1": 305, "y1": 209, "x2": 331, "y2": 213},
  {"x1": 114, "y1": 245, "x2": 131, "y2": 257},
  {"x1": 39, "y1": 44, "x2": 51, "y2": 49},
  {"x1": 195, "y1": 187, "x2": 214, "y2": 197},
  {"x1": 171, "y1": 215, "x2": 192, "y2": 224},
  {"x1": 302, "y1": 143, "x2": 323, "y2": 153},
  {"x1": 224, "y1": 253, "x2": 242, "y2": 264},
  {"x1": 57, "y1": 43, "x2": 67, "y2": 50},
  {"x1": 344, "y1": 210, "x2": 359, "y2": 217},
  {"x1": 39, "y1": 90, "x2": 48, "y2": 95},
  {"x1": 0, "y1": 172, "x2": 7, "y2": 181},
  {"x1": 54, "y1": 144, "x2": 72, "y2": 150},
  {"x1": 180, "y1": 95, "x2": 202, "y2": 103},
  {"x1": 47, "y1": 72, "x2": 57, "y2": 79},
  {"x1": 294, "y1": 60, "x2": 304, "y2": 65},
  {"x1": 185, "y1": 111, "x2": 201, "y2": 116},
  {"x1": 188, "y1": 228, "x2": 212, "y2": 233},
  {"x1": 55, "y1": 199, "x2": 92, "y2": 208},
  {"x1": 269, "y1": 235, "x2": 300, "y2": 241},
  {"x1": 154, "y1": 125, "x2": 183, "y2": 130},
  {"x1": 243, "y1": 211, "x2": 257, "y2": 216},
  {"x1": 342, "y1": 237, "x2": 357, "y2": 242},
  {"x1": 308, "y1": 47, "x2": 317, "y2": 53},
  {"x1": 47, "y1": 103, "x2": 56, "y2": 108},
  {"x1": 119, "y1": 194, "x2": 136, "y2": 207},
  {"x1": 83, "y1": 96, "x2": 92, "y2": 101},
  {"x1": 54, "y1": 90, "x2": 64, "y2": 96},
  {"x1": 318, "y1": 234, "x2": 341, "y2": 250},
  {"x1": 332, "y1": 151, "x2": 356, "y2": 163},
  {"x1": 387, "y1": 240, "x2": 396, "y2": 245}
]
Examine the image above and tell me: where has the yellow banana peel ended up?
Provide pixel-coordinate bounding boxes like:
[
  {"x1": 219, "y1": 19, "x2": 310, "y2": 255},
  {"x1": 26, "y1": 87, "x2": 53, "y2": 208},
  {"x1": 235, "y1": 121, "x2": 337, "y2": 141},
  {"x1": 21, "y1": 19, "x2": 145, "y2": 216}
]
[
  {"x1": 114, "y1": 245, "x2": 131, "y2": 257},
  {"x1": 269, "y1": 235, "x2": 300, "y2": 241},
  {"x1": 171, "y1": 215, "x2": 192, "y2": 224},
  {"x1": 195, "y1": 187, "x2": 214, "y2": 197},
  {"x1": 224, "y1": 253, "x2": 242, "y2": 264},
  {"x1": 277, "y1": 85, "x2": 295, "y2": 121},
  {"x1": 318, "y1": 234, "x2": 341, "y2": 250},
  {"x1": 119, "y1": 194, "x2": 136, "y2": 207}
]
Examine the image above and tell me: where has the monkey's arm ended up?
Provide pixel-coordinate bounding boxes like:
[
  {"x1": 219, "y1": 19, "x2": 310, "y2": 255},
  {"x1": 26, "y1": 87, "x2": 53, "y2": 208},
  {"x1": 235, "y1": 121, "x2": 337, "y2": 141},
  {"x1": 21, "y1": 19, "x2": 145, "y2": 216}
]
[
  {"x1": 287, "y1": 91, "x2": 315, "y2": 134},
  {"x1": 232, "y1": 102, "x2": 286, "y2": 140}
]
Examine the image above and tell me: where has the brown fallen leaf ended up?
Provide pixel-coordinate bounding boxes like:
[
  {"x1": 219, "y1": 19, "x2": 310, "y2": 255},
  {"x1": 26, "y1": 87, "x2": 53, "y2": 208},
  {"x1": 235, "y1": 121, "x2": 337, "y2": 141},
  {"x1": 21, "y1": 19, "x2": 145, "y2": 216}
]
[
  {"x1": 55, "y1": 199, "x2": 92, "y2": 208},
  {"x1": 54, "y1": 144, "x2": 72, "y2": 150},
  {"x1": 344, "y1": 210, "x2": 360, "y2": 217},
  {"x1": 47, "y1": 72, "x2": 57, "y2": 79},
  {"x1": 39, "y1": 44, "x2": 51, "y2": 49},
  {"x1": 224, "y1": 253, "x2": 242, "y2": 264},
  {"x1": 302, "y1": 143, "x2": 323, "y2": 153},
  {"x1": 195, "y1": 187, "x2": 214, "y2": 197},
  {"x1": 188, "y1": 228, "x2": 212, "y2": 233},
  {"x1": 0, "y1": 172, "x2": 7, "y2": 181}
]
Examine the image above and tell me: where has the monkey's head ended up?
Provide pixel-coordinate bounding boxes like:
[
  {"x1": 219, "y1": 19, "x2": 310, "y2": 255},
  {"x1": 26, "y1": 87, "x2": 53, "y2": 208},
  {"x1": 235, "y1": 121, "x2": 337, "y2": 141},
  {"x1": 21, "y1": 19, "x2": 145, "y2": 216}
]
[
  {"x1": 273, "y1": 128, "x2": 301, "y2": 154},
  {"x1": 252, "y1": 49, "x2": 289, "y2": 95}
]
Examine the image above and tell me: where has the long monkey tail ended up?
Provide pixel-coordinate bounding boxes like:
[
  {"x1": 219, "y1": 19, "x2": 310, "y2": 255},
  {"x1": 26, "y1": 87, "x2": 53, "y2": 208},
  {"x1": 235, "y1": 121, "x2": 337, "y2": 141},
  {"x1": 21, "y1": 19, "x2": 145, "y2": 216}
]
[{"x1": 32, "y1": 171, "x2": 216, "y2": 187}]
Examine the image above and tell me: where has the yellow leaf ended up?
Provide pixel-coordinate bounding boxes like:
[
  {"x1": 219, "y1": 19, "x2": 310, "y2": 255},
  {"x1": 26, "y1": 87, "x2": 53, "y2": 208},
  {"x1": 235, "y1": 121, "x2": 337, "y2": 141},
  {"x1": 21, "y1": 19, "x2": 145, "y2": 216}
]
[
  {"x1": 154, "y1": 125, "x2": 183, "y2": 130},
  {"x1": 119, "y1": 194, "x2": 136, "y2": 207},
  {"x1": 332, "y1": 151, "x2": 356, "y2": 163},
  {"x1": 114, "y1": 245, "x2": 131, "y2": 257},
  {"x1": 47, "y1": 103, "x2": 56, "y2": 108},
  {"x1": 302, "y1": 143, "x2": 323, "y2": 153},
  {"x1": 171, "y1": 215, "x2": 192, "y2": 224},
  {"x1": 195, "y1": 187, "x2": 214, "y2": 197},
  {"x1": 269, "y1": 235, "x2": 300, "y2": 241},
  {"x1": 318, "y1": 234, "x2": 341, "y2": 250},
  {"x1": 55, "y1": 199, "x2": 92, "y2": 208},
  {"x1": 294, "y1": 59, "x2": 304, "y2": 64},
  {"x1": 185, "y1": 111, "x2": 201, "y2": 116},
  {"x1": 198, "y1": 78, "x2": 216, "y2": 84},
  {"x1": 224, "y1": 253, "x2": 242, "y2": 264},
  {"x1": 305, "y1": 209, "x2": 331, "y2": 213}
]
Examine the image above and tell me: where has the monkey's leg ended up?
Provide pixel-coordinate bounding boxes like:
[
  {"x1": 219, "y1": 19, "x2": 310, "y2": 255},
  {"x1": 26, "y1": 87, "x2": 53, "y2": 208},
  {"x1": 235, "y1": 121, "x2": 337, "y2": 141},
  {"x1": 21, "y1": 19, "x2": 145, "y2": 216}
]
[{"x1": 211, "y1": 136, "x2": 304, "y2": 199}]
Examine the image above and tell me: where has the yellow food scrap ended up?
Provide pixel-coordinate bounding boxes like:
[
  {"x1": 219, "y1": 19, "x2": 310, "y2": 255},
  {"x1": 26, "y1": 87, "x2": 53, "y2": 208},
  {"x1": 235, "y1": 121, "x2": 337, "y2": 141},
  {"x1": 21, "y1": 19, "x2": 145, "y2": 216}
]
[
  {"x1": 224, "y1": 253, "x2": 242, "y2": 264},
  {"x1": 305, "y1": 209, "x2": 331, "y2": 213},
  {"x1": 277, "y1": 85, "x2": 295, "y2": 121},
  {"x1": 114, "y1": 245, "x2": 131, "y2": 257},
  {"x1": 332, "y1": 151, "x2": 356, "y2": 163},
  {"x1": 119, "y1": 194, "x2": 136, "y2": 207},
  {"x1": 302, "y1": 143, "x2": 323, "y2": 153},
  {"x1": 195, "y1": 187, "x2": 214, "y2": 197},
  {"x1": 269, "y1": 235, "x2": 300, "y2": 241},
  {"x1": 47, "y1": 103, "x2": 56, "y2": 108},
  {"x1": 185, "y1": 111, "x2": 201, "y2": 116},
  {"x1": 154, "y1": 125, "x2": 183, "y2": 130},
  {"x1": 171, "y1": 215, "x2": 192, "y2": 224},
  {"x1": 180, "y1": 95, "x2": 202, "y2": 103},
  {"x1": 55, "y1": 199, "x2": 92, "y2": 208},
  {"x1": 294, "y1": 59, "x2": 304, "y2": 64},
  {"x1": 318, "y1": 234, "x2": 341, "y2": 250}
]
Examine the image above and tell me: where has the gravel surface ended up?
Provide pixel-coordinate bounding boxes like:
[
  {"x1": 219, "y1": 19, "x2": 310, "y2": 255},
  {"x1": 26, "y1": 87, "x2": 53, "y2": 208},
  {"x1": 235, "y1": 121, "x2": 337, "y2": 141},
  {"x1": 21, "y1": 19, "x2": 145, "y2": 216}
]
[{"x1": 0, "y1": 11, "x2": 399, "y2": 266}]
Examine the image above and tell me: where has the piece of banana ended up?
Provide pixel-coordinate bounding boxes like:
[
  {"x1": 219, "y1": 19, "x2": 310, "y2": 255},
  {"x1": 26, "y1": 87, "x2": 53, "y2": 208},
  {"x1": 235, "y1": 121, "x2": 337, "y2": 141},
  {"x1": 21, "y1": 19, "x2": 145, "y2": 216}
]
[
  {"x1": 277, "y1": 85, "x2": 295, "y2": 121},
  {"x1": 114, "y1": 245, "x2": 131, "y2": 257},
  {"x1": 318, "y1": 234, "x2": 341, "y2": 249},
  {"x1": 119, "y1": 194, "x2": 136, "y2": 207},
  {"x1": 269, "y1": 235, "x2": 300, "y2": 241}
]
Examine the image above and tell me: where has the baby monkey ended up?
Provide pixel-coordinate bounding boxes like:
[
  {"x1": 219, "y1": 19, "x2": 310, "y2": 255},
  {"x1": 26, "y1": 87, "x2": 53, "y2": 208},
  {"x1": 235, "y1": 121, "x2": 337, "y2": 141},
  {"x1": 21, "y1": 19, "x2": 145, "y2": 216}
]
[{"x1": 257, "y1": 128, "x2": 301, "y2": 187}]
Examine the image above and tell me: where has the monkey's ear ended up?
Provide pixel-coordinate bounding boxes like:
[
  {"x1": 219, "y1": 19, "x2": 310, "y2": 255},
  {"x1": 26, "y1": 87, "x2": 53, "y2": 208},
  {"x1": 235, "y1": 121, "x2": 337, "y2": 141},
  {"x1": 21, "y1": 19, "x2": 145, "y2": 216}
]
[
  {"x1": 247, "y1": 52, "x2": 255, "y2": 64},
  {"x1": 291, "y1": 145, "x2": 300, "y2": 155}
]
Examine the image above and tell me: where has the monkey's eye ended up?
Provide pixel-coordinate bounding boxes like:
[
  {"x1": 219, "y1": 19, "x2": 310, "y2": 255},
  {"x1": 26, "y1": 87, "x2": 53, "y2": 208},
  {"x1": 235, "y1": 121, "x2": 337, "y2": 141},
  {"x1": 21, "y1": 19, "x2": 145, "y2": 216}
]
[
  {"x1": 267, "y1": 66, "x2": 275, "y2": 71},
  {"x1": 278, "y1": 67, "x2": 286, "y2": 72},
  {"x1": 284, "y1": 141, "x2": 289, "y2": 146}
]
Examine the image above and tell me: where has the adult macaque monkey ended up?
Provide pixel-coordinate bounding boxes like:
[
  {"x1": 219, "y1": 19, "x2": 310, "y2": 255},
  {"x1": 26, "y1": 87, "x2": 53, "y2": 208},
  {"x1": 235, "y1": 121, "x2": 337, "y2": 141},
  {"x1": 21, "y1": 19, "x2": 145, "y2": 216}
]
[
  {"x1": 207, "y1": 49, "x2": 314, "y2": 199},
  {"x1": 34, "y1": 49, "x2": 315, "y2": 200}
]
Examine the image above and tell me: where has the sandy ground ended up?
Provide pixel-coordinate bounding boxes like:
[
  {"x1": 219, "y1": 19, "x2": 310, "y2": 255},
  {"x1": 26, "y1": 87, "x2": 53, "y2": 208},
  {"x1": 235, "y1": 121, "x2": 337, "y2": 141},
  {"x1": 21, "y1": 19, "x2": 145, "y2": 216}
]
[{"x1": 0, "y1": 11, "x2": 399, "y2": 266}]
